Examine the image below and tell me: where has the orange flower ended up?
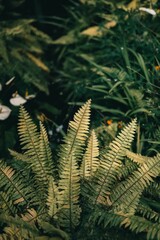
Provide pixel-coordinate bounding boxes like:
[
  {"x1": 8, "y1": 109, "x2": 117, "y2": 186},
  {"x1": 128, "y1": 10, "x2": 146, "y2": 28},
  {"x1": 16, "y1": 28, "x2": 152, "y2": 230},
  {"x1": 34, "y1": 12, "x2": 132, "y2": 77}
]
[
  {"x1": 155, "y1": 66, "x2": 160, "y2": 71},
  {"x1": 106, "y1": 119, "x2": 113, "y2": 125}
]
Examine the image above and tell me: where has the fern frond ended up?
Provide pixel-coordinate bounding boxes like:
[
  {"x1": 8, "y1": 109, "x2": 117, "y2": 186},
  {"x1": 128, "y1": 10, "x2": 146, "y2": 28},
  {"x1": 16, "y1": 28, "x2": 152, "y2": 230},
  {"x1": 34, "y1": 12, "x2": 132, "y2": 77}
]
[
  {"x1": 58, "y1": 154, "x2": 81, "y2": 230},
  {"x1": 9, "y1": 149, "x2": 32, "y2": 162},
  {"x1": 46, "y1": 176, "x2": 59, "y2": 218},
  {"x1": 126, "y1": 150, "x2": 150, "y2": 164},
  {"x1": 94, "y1": 209, "x2": 160, "y2": 240},
  {"x1": 81, "y1": 130, "x2": 99, "y2": 178},
  {"x1": 17, "y1": 106, "x2": 54, "y2": 196},
  {"x1": 145, "y1": 182, "x2": 160, "y2": 199},
  {"x1": 18, "y1": 105, "x2": 39, "y2": 157},
  {"x1": 59, "y1": 99, "x2": 91, "y2": 174},
  {"x1": 129, "y1": 215, "x2": 160, "y2": 240},
  {"x1": 110, "y1": 154, "x2": 160, "y2": 214},
  {"x1": 58, "y1": 100, "x2": 91, "y2": 231},
  {"x1": 117, "y1": 160, "x2": 138, "y2": 180},
  {"x1": 137, "y1": 203, "x2": 160, "y2": 223},
  {"x1": 92, "y1": 118, "x2": 137, "y2": 205},
  {"x1": 0, "y1": 160, "x2": 33, "y2": 212},
  {"x1": 39, "y1": 122, "x2": 54, "y2": 177},
  {"x1": 0, "y1": 191, "x2": 16, "y2": 215}
]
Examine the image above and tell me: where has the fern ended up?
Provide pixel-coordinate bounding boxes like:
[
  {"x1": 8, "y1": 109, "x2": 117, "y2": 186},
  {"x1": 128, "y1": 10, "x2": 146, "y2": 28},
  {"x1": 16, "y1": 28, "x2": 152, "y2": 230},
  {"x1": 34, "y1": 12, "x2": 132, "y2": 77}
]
[
  {"x1": 18, "y1": 105, "x2": 40, "y2": 159},
  {"x1": 81, "y1": 129, "x2": 99, "y2": 178},
  {"x1": 58, "y1": 100, "x2": 91, "y2": 231},
  {"x1": 126, "y1": 150, "x2": 150, "y2": 164},
  {"x1": 46, "y1": 176, "x2": 59, "y2": 219},
  {"x1": 3, "y1": 100, "x2": 160, "y2": 239},
  {"x1": 91, "y1": 118, "x2": 137, "y2": 205},
  {"x1": 137, "y1": 203, "x2": 160, "y2": 224},
  {"x1": 110, "y1": 154, "x2": 160, "y2": 214},
  {"x1": 11, "y1": 106, "x2": 54, "y2": 197},
  {"x1": 0, "y1": 159, "x2": 34, "y2": 213}
]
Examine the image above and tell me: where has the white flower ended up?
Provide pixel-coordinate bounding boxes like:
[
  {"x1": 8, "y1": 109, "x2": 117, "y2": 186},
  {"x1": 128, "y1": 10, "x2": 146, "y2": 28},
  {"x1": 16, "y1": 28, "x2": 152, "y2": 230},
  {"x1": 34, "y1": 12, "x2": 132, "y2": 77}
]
[
  {"x1": 0, "y1": 105, "x2": 11, "y2": 120},
  {"x1": 25, "y1": 94, "x2": 36, "y2": 100},
  {"x1": 139, "y1": 7, "x2": 156, "y2": 16},
  {"x1": 10, "y1": 93, "x2": 27, "y2": 106}
]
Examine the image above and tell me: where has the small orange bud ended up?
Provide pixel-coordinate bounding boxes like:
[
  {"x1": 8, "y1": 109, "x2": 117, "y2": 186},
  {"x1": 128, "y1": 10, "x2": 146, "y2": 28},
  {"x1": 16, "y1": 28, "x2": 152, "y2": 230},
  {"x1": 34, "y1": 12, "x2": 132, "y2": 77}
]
[
  {"x1": 155, "y1": 66, "x2": 160, "y2": 71},
  {"x1": 106, "y1": 119, "x2": 113, "y2": 125}
]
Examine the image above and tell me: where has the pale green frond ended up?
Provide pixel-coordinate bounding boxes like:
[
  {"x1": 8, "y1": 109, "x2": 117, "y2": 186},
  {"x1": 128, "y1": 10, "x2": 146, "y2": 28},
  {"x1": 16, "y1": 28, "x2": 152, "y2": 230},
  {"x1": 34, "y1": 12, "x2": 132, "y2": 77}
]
[
  {"x1": 110, "y1": 154, "x2": 160, "y2": 214},
  {"x1": 39, "y1": 122, "x2": 54, "y2": 177},
  {"x1": 81, "y1": 130, "x2": 99, "y2": 178},
  {"x1": 46, "y1": 177, "x2": 59, "y2": 218},
  {"x1": 58, "y1": 154, "x2": 81, "y2": 230},
  {"x1": 92, "y1": 118, "x2": 137, "y2": 205},
  {"x1": 126, "y1": 149, "x2": 150, "y2": 164},
  {"x1": 59, "y1": 99, "x2": 91, "y2": 174},
  {"x1": 9, "y1": 149, "x2": 32, "y2": 162},
  {"x1": 18, "y1": 105, "x2": 39, "y2": 157},
  {"x1": 57, "y1": 100, "x2": 91, "y2": 230},
  {"x1": 17, "y1": 107, "x2": 53, "y2": 192}
]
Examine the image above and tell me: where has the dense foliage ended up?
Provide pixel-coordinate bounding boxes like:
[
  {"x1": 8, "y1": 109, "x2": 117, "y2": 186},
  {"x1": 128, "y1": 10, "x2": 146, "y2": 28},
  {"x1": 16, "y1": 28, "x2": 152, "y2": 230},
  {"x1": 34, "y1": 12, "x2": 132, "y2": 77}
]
[
  {"x1": 1, "y1": 0, "x2": 160, "y2": 239},
  {"x1": 52, "y1": 0, "x2": 160, "y2": 155}
]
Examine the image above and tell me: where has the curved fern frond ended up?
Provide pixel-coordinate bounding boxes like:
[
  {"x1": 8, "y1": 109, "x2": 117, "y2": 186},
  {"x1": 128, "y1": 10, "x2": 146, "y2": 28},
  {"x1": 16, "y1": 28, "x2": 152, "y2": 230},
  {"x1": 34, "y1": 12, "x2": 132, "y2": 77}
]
[
  {"x1": 59, "y1": 99, "x2": 91, "y2": 173},
  {"x1": 16, "y1": 106, "x2": 54, "y2": 197},
  {"x1": 110, "y1": 154, "x2": 160, "y2": 214},
  {"x1": 81, "y1": 130, "x2": 99, "y2": 178},
  {"x1": 95, "y1": 209, "x2": 160, "y2": 240},
  {"x1": 126, "y1": 150, "x2": 150, "y2": 164},
  {"x1": 0, "y1": 160, "x2": 33, "y2": 212},
  {"x1": 92, "y1": 118, "x2": 137, "y2": 205},
  {"x1": 58, "y1": 100, "x2": 91, "y2": 231},
  {"x1": 137, "y1": 203, "x2": 160, "y2": 224},
  {"x1": 128, "y1": 215, "x2": 160, "y2": 240},
  {"x1": 9, "y1": 149, "x2": 33, "y2": 162}
]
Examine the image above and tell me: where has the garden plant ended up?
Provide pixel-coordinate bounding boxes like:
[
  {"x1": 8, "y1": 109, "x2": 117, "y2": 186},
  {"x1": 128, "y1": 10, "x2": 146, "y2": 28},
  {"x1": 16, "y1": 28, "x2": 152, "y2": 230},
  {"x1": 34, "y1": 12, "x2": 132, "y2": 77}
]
[{"x1": 1, "y1": 101, "x2": 160, "y2": 239}]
